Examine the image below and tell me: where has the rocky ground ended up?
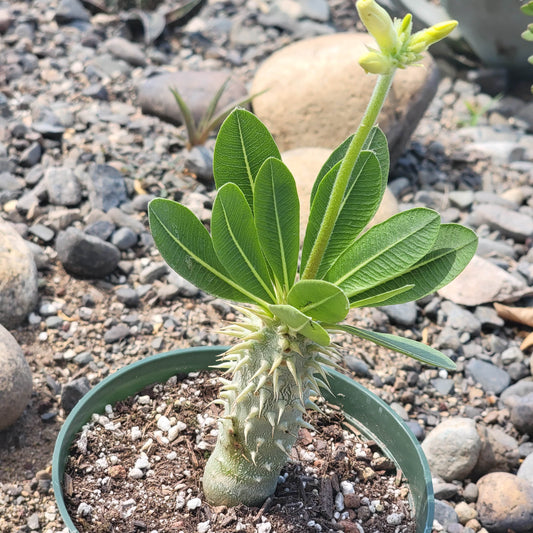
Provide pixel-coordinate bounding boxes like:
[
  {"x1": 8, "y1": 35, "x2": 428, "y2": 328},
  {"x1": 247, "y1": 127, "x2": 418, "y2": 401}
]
[{"x1": 1, "y1": 0, "x2": 533, "y2": 532}]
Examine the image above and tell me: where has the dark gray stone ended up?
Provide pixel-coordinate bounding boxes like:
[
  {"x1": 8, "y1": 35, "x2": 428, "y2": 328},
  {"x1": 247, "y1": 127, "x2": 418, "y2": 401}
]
[
  {"x1": 139, "y1": 262, "x2": 168, "y2": 284},
  {"x1": 434, "y1": 500, "x2": 459, "y2": 528},
  {"x1": 105, "y1": 37, "x2": 147, "y2": 67},
  {"x1": 466, "y1": 359, "x2": 511, "y2": 395},
  {"x1": 441, "y1": 301, "x2": 481, "y2": 336},
  {"x1": 510, "y1": 393, "x2": 533, "y2": 435},
  {"x1": 61, "y1": 377, "x2": 91, "y2": 412},
  {"x1": 111, "y1": 227, "x2": 137, "y2": 250},
  {"x1": 345, "y1": 356, "x2": 371, "y2": 377},
  {"x1": 56, "y1": 227, "x2": 120, "y2": 278},
  {"x1": 55, "y1": 0, "x2": 89, "y2": 23},
  {"x1": 104, "y1": 323, "x2": 130, "y2": 344},
  {"x1": 380, "y1": 302, "x2": 417, "y2": 327},
  {"x1": 19, "y1": 142, "x2": 41, "y2": 167},
  {"x1": 184, "y1": 146, "x2": 214, "y2": 183},
  {"x1": 88, "y1": 165, "x2": 128, "y2": 212},
  {"x1": 431, "y1": 378, "x2": 455, "y2": 395},
  {"x1": 84, "y1": 219, "x2": 115, "y2": 241},
  {"x1": 115, "y1": 287, "x2": 140, "y2": 308}
]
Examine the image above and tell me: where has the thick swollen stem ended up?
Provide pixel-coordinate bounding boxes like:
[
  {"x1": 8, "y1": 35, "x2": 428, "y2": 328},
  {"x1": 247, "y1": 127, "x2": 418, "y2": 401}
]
[{"x1": 203, "y1": 323, "x2": 336, "y2": 507}]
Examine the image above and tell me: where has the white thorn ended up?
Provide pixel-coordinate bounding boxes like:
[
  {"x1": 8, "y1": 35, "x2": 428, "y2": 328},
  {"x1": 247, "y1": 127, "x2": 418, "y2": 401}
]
[
  {"x1": 272, "y1": 368, "x2": 280, "y2": 399},
  {"x1": 269, "y1": 354, "x2": 283, "y2": 375},
  {"x1": 245, "y1": 407, "x2": 259, "y2": 421},
  {"x1": 259, "y1": 389, "x2": 267, "y2": 417},
  {"x1": 250, "y1": 451, "x2": 257, "y2": 465},
  {"x1": 256, "y1": 437, "x2": 265, "y2": 450},
  {"x1": 276, "y1": 400, "x2": 286, "y2": 423},
  {"x1": 232, "y1": 355, "x2": 251, "y2": 374},
  {"x1": 250, "y1": 360, "x2": 270, "y2": 381},
  {"x1": 235, "y1": 382, "x2": 254, "y2": 404},
  {"x1": 254, "y1": 374, "x2": 268, "y2": 393},
  {"x1": 264, "y1": 462, "x2": 272, "y2": 472},
  {"x1": 266, "y1": 411, "x2": 276, "y2": 428},
  {"x1": 244, "y1": 421, "x2": 253, "y2": 445}
]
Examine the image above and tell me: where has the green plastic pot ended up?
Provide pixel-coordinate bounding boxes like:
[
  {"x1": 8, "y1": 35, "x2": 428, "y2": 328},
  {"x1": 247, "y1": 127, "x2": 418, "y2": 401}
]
[{"x1": 52, "y1": 346, "x2": 434, "y2": 532}]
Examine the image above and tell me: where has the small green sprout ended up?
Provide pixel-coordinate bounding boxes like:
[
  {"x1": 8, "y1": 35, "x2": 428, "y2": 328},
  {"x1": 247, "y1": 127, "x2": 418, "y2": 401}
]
[
  {"x1": 149, "y1": 0, "x2": 476, "y2": 508},
  {"x1": 170, "y1": 78, "x2": 264, "y2": 149}
]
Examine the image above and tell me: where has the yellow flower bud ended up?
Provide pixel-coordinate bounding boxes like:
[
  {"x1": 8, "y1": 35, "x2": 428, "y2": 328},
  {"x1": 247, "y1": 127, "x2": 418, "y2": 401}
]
[
  {"x1": 358, "y1": 50, "x2": 394, "y2": 74},
  {"x1": 356, "y1": 0, "x2": 398, "y2": 54},
  {"x1": 408, "y1": 20, "x2": 458, "y2": 53}
]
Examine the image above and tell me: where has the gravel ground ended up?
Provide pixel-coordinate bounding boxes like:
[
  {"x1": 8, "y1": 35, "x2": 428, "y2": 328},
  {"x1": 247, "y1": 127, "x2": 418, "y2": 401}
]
[{"x1": 1, "y1": 0, "x2": 533, "y2": 532}]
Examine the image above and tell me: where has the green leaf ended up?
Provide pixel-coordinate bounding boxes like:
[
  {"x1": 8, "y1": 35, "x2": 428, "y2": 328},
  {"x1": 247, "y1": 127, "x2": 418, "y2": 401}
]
[
  {"x1": 170, "y1": 87, "x2": 198, "y2": 147},
  {"x1": 148, "y1": 198, "x2": 252, "y2": 304},
  {"x1": 288, "y1": 280, "x2": 349, "y2": 322},
  {"x1": 326, "y1": 208, "x2": 441, "y2": 297},
  {"x1": 270, "y1": 304, "x2": 330, "y2": 346},
  {"x1": 212, "y1": 183, "x2": 276, "y2": 304},
  {"x1": 522, "y1": 27, "x2": 533, "y2": 41},
  {"x1": 349, "y1": 284, "x2": 414, "y2": 308},
  {"x1": 254, "y1": 157, "x2": 300, "y2": 289},
  {"x1": 335, "y1": 324, "x2": 456, "y2": 370},
  {"x1": 310, "y1": 127, "x2": 389, "y2": 204},
  {"x1": 347, "y1": 224, "x2": 478, "y2": 307},
  {"x1": 213, "y1": 108, "x2": 281, "y2": 209},
  {"x1": 522, "y1": 1, "x2": 533, "y2": 16},
  {"x1": 301, "y1": 151, "x2": 383, "y2": 276}
]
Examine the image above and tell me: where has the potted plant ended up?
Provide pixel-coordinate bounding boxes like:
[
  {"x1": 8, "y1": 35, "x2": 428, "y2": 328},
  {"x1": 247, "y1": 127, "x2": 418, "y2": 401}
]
[{"x1": 52, "y1": 1, "x2": 476, "y2": 530}]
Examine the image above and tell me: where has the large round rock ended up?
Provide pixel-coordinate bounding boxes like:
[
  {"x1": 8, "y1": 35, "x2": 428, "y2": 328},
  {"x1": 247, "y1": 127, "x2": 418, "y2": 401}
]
[
  {"x1": 477, "y1": 472, "x2": 533, "y2": 532},
  {"x1": 0, "y1": 220, "x2": 38, "y2": 328},
  {"x1": 421, "y1": 417, "x2": 481, "y2": 481},
  {"x1": 251, "y1": 33, "x2": 439, "y2": 164},
  {"x1": 0, "y1": 325, "x2": 32, "y2": 430}
]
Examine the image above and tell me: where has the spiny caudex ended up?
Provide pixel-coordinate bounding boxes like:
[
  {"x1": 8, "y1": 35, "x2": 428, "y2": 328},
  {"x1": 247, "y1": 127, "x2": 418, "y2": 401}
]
[{"x1": 148, "y1": 0, "x2": 475, "y2": 508}]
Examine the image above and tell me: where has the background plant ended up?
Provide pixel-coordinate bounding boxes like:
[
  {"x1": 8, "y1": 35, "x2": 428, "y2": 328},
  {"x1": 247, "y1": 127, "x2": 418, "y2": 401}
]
[
  {"x1": 521, "y1": 0, "x2": 533, "y2": 92},
  {"x1": 170, "y1": 78, "x2": 264, "y2": 149},
  {"x1": 149, "y1": 0, "x2": 476, "y2": 508}
]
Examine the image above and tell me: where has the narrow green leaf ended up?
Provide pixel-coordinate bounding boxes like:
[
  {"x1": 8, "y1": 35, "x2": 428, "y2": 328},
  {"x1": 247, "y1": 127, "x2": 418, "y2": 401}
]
[
  {"x1": 522, "y1": 1, "x2": 533, "y2": 16},
  {"x1": 213, "y1": 108, "x2": 281, "y2": 209},
  {"x1": 254, "y1": 157, "x2": 300, "y2": 289},
  {"x1": 310, "y1": 126, "x2": 389, "y2": 204},
  {"x1": 197, "y1": 76, "x2": 231, "y2": 132},
  {"x1": 347, "y1": 224, "x2": 478, "y2": 307},
  {"x1": 335, "y1": 324, "x2": 456, "y2": 370},
  {"x1": 288, "y1": 280, "x2": 349, "y2": 322},
  {"x1": 170, "y1": 88, "x2": 198, "y2": 147},
  {"x1": 212, "y1": 183, "x2": 276, "y2": 303},
  {"x1": 326, "y1": 208, "x2": 441, "y2": 297},
  {"x1": 349, "y1": 284, "x2": 415, "y2": 308},
  {"x1": 148, "y1": 198, "x2": 253, "y2": 304},
  {"x1": 270, "y1": 304, "x2": 330, "y2": 346}
]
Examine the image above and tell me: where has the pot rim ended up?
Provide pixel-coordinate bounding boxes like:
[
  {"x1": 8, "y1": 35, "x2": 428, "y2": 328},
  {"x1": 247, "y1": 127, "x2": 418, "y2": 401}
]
[{"x1": 52, "y1": 346, "x2": 434, "y2": 533}]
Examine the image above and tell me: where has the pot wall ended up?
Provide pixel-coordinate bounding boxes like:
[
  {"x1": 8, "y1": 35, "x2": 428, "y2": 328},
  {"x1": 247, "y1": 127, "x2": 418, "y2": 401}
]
[{"x1": 52, "y1": 346, "x2": 434, "y2": 533}]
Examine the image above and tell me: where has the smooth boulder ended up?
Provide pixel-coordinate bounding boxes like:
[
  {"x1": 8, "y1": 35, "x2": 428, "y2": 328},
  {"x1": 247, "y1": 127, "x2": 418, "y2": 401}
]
[
  {"x1": 0, "y1": 220, "x2": 38, "y2": 327},
  {"x1": 0, "y1": 325, "x2": 32, "y2": 430},
  {"x1": 251, "y1": 33, "x2": 439, "y2": 164},
  {"x1": 138, "y1": 70, "x2": 248, "y2": 126}
]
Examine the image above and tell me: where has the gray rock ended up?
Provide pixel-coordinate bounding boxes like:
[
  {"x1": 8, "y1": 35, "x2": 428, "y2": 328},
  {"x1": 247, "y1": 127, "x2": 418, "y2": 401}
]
[
  {"x1": 472, "y1": 204, "x2": 533, "y2": 243},
  {"x1": 85, "y1": 219, "x2": 115, "y2": 240},
  {"x1": 166, "y1": 271, "x2": 200, "y2": 297},
  {"x1": 19, "y1": 142, "x2": 42, "y2": 167},
  {"x1": 115, "y1": 287, "x2": 140, "y2": 308},
  {"x1": 26, "y1": 512, "x2": 39, "y2": 530},
  {"x1": 45, "y1": 167, "x2": 82, "y2": 207},
  {"x1": 73, "y1": 351, "x2": 93, "y2": 366},
  {"x1": 509, "y1": 392, "x2": 533, "y2": 435},
  {"x1": 422, "y1": 417, "x2": 481, "y2": 481},
  {"x1": 0, "y1": 325, "x2": 32, "y2": 430},
  {"x1": 463, "y1": 482, "x2": 478, "y2": 503},
  {"x1": 56, "y1": 227, "x2": 120, "y2": 278},
  {"x1": 0, "y1": 221, "x2": 38, "y2": 327},
  {"x1": 138, "y1": 70, "x2": 248, "y2": 126},
  {"x1": 380, "y1": 302, "x2": 417, "y2": 327},
  {"x1": 434, "y1": 500, "x2": 459, "y2": 528},
  {"x1": 184, "y1": 146, "x2": 214, "y2": 183},
  {"x1": 32, "y1": 121, "x2": 65, "y2": 139},
  {"x1": 500, "y1": 379, "x2": 533, "y2": 405},
  {"x1": 107, "y1": 207, "x2": 145, "y2": 234},
  {"x1": 519, "y1": 442, "x2": 533, "y2": 458},
  {"x1": 465, "y1": 359, "x2": 511, "y2": 395},
  {"x1": 433, "y1": 479, "x2": 459, "y2": 499},
  {"x1": 474, "y1": 306, "x2": 505, "y2": 329},
  {"x1": 472, "y1": 425, "x2": 520, "y2": 477},
  {"x1": 140, "y1": 262, "x2": 168, "y2": 284},
  {"x1": 345, "y1": 356, "x2": 371, "y2": 377},
  {"x1": 299, "y1": 0, "x2": 330, "y2": 21},
  {"x1": 431, "y1": 378, "x2": 455, "y2": 395},
  {"x1": 132, "y1": 194, "x2": 155, "y2": 212},
  {"x1": 448, "y1": 190, "x2": 474, "y2": 209},
  {"x1": 88, "y1": 165, "x2": 128, "y2": 212},
  {"x1": 105, "y1": 37, "x2": 147, "y2": 67},
  {"x1": 477, "y1": 472, "x2": 533, "y2": 533},
  {"x1": 434, "y1": 326, "x2": 462, "y2": 352},
  {"x1": 104, "y1": 323, "x2": 130, "y2": 344},
  {"x1": 517, "y1": 453, "x2": 533, "y2": 484},
  {"x1": 405, "y1": 420, "x2": 425, "y2": 441},
  {"x1": 28, "y1": 223, "x2": 54, "y2": 243},
  {"x1": 111, "y1": 227, "x2": 137, "y2": 250},
  {"x1": 61, "y1": 377, "x2": 91, "y2": 412},
  {"x1": 476, "y1": 237, "x2": 516, "y2": 259},
  {"x1": 441, "y1": 301, "x2": 481, "y2": 335}
]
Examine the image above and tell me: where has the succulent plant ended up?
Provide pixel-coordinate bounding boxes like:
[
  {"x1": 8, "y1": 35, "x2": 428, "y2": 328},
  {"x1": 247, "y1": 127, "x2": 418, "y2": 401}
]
[{"x1": 148, "y1": 0, "x2": 476, "y2": 507}]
